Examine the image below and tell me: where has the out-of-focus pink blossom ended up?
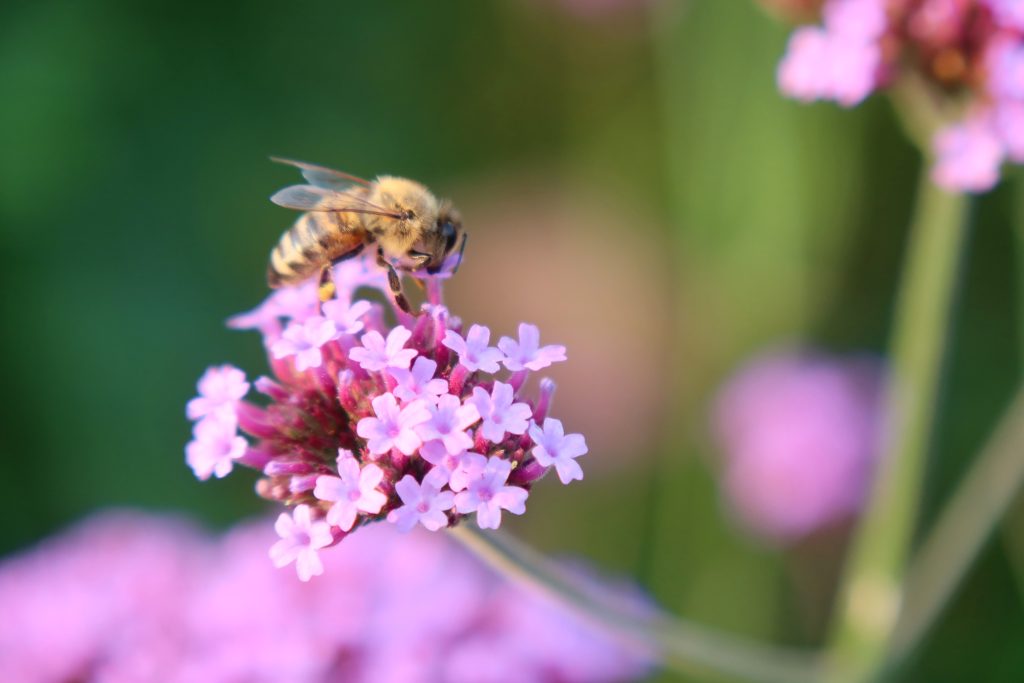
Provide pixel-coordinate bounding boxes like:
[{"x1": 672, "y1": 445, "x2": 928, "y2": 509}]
[
  {"x1": 932, "y1": 116, "x2": 1005, "y2": 192},
  {"x1": 0, "y1": 512, "x2": 656, "y2": 682},
  {"x1": 270, "y1": 316, "x2": 340, "y2": 371},
  {"x1": 321, "y1": 298, "x2": 372, "y2": 336},
  {"x1": 185, "y1": 365, "x2": 249, "y2": 421},
  {"x1": 185, "y1": 416, "x2": 248, "y2": 480},
  {"x1": 712, "y1": 350, "x2": 884, "y2": 544},
  {"x1": 770, "y1": 0, "x2": 1024, "y2": 191},
  {"x1": 269, "y1": 504, "x2": 335, "y2": 581}
]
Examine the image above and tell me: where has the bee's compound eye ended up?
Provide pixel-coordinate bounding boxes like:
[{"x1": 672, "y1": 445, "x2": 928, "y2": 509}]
[{"x1": 440, "y1": 221, "x2": 457, "y2": 251}]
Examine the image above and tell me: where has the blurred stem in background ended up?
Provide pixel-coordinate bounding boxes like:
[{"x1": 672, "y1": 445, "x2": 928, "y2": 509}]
[
  {"x1": 450, "y1": 525, "x2": 820, "y2": 683},
  {"x1": 823, "y1": 85, "x2": 971, "y2": 682}
]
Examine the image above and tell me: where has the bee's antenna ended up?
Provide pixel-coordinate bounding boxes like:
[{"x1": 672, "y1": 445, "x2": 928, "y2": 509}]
[{"x1": 453, "y1": 233, "x2": 468, "y2": 273}]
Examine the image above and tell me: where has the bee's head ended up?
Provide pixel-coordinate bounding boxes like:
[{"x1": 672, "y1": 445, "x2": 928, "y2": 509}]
[{"x1": 407, "y1": 202, "x2": 466, "y2": 276}]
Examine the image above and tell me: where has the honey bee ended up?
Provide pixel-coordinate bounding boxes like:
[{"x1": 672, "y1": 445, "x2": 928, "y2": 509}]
[{"x1": 266, "y1": 158, "x2": 467, "y2": 313}]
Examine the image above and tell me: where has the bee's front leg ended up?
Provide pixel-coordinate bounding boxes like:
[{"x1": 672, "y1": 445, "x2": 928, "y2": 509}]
[{"x1": 377, "y1": 247, "x2": 412, "y2": 314}]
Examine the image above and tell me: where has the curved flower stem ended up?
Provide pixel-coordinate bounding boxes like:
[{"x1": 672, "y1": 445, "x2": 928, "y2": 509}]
[
  {"x1": 450, "y1": 525, "x2": 821, "y2": 683},
  {"x1": 822, "y1": 163, "x2": 970, "y2": 679},
  {"x1": 890, "y1": 388, "x2": 1024, "y2": 660}
]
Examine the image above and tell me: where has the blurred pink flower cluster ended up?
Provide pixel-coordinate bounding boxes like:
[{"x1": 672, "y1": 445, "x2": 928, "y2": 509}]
[
  {"x1": 186, "y1": 254, "x2": 586, "y2": 580},
  {"x1": 774, "y1": 0, "x2": 1024, "y2": 192},
  {"x1": 0, "y1": 511, "x2": 654, "y2": 683},
  {"x1": 712, "y1": 350, "x2": 885, "y2": 544}
]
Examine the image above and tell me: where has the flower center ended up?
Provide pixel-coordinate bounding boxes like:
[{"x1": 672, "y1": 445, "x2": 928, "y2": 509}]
[
  {"x1": 478, "y1": 487, "x2": 494, "y2": 502},
  {"x1": 348, "y1": 489, "x2": 362, "y2": 502},
  {"x1": 416, "y1": 501, "x2": 430, "y2": 513}
]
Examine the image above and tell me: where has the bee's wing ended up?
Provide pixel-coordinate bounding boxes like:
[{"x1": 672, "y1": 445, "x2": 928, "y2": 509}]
[
  {"x1": 270, "y1": 157, "x2": 373, "y2": 191},
  {"x1": 270, "y1": 184, "x2": 400, "y2": 217}
]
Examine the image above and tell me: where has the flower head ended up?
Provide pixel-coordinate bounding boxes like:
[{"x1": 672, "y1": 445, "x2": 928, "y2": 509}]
[
  {"x1": 770, "y1": 0, "x2": 1024, "y2": 192},
  {"x1": 712, "y1": 349, "x2": 884, "y2": 544},
  {"x1": 186, "y1": 249, "x2": 584, "y2": 575}
]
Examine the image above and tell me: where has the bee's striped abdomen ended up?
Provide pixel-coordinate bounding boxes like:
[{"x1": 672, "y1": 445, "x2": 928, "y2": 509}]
[{"x1": 267, "y1": 212, "x2": 365, "y2": 288}]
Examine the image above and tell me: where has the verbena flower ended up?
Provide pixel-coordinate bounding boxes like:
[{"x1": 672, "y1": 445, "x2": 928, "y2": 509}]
[
  {"x1": 0, "y1": 511, "x2": 656, "y2": 682},
  {"x1": 711, "y1": 349, "x2": 885, "y2": 544},
  {"x1": 770, "y1": 0, "x2": 1024, "y2": 192},
  {"x1": 186, "y1": 253, "x2": 583, "y2": 579}
]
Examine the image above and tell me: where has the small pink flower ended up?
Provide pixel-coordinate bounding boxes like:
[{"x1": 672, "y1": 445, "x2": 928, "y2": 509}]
[
  {"x1": 268, "y1": 504, "x2": 334, "y2": 581},
  {"x1": 986, "y1": 0, "x2": 1024, "y2": 31},
  {"x1": 469, "y1": 382, "x2": 532, "y2": 443},
  {"x1": 415, "y1": 394, "x2": 480, "y2": 455},
  {"x1": 387, "y1": 474, "x2": 456, "y2": 532},
  {"x1": 356, "y1": 393, "x2": 431, "y2": 456},
  {"x1": 185, "y1": 417, "x2": 248, "y2": 480},
  {"x1": 270, "y1": 316, "x2": 340, "y2": 371},
  {"x1": 995, "y1": 102, "x2": 1024, "y2": 161},
  {"x1": 498, "y1": 323, "x2": 567, "y2": 372},
  {"x1": 529, "y1": 418, "x2": 588, "y2": 485},
  {"x1": 932, "y1": 117, "x2": 1005, "y2": 193},
  {"x1": 186, "y1": 365, "x2": 250, "y2": 421},
  {"x1": 420, "y1": 443, "x2": 487, "y2": 491},
  {"x1": 822, "y1": 0, "x2": 888, "y2": 41},
  {"x1": 778, "y1": 28, "x2": 831, "y2": 102},
  {"x1": 227, "y1": 281, "x2": 319, "y2": 333},
  {"x1": 349, "y1": 326, "x2": 417, "y2": 372},
  {"x1": 321, "y1": 299, "x2": 372, "y2": 336},
  {"x1": 455, "y1": 457, "x2": 529, "y2": 529},
  {"x1": 388, "y1": 357, "x2": 449, "y2": 404},
  {"x1": 313, "y1": 455, "x2": 388, "y2": 531},
  {"x1": 442, "y1": 325, "x2": 504, "y2": 373}
]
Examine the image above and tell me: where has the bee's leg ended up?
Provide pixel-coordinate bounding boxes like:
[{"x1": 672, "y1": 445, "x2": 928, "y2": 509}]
[
  {"x1": 318, "y1": 265, "x2": 336, "y2": 303},
  {"x1": 377, "y1": 247, "x2": 412, "y2": 314}
]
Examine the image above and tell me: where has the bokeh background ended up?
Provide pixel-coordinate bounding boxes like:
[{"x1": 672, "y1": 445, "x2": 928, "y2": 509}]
[{"x1": 1, "y1": 0, "x2": 1022, "y2": 681}]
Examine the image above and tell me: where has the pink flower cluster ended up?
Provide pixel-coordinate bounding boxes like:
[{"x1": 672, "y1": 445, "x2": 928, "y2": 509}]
[
  {"x1": 775, "y1": 0, "x2": 1024, "y2": 192},
  {"x1": 185, "y1": 255, "x2": 586, "y2": 580},
  {"x1": 0, "y1": 511, "x2": 655, "y2": 683},
  {"x1": 711, "y1": 350, "x2": 885, "y2": 544}
]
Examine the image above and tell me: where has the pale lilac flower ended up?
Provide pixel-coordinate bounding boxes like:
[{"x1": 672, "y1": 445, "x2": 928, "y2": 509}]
[
  {"x1": 529, "y1": 418, "x2": 588, "y2": 485},
  {"x1": 185, "y1": 416, "x2": 248, "y2": 480},
  {"x1": 995, "y1": 102, "x2": 1024, "y2": 161},
  {"x1": 186, "y1": 364, "x2": 250, "y2": 421},
  {"x1": 470, "y1": 382, "x2": 533, "y2": 443},
  {"x1": 822, "y1": 0, "x2": 887, "y2": 41},
  {"x1": 349, "y1": 326, "x2": 417, "y2": 372},
  {"x1": 777, "y1": 28, "x2": 831, "y2": 102},
  {"x1": 321, "y1": 299, "x2": 372, "y2": 336},
  {"x1": 498, "y1": 323, "x2": 567, "y2": 371},
  {"x1": 271, "y1": 316, "x2": 340, "y2": 371},
  {"x1": 776, "y1": 26, "x2": 880, "y2": 107},
  {"x1": 420, "y1": 443, "x2": 488, "y2": 491},
  {"x1": 268, "y1": 504, "x2": 334, "y2": 581},
  {"x1": 443, "y1": 324, "x2": 504, "y2": 373},
  {"x1": 227, "y1": 280, "x2": 319, "y2": 333},
  {"x1": 387, "y1": 475, "x2": 456, "y2": 531},
  {"x1": 356, "y1": 393, "x2": 431, "y2": 456},
  {"x1": 388, "y1": 356, "x2": 449, "y2": 404},
  {"x1": 314, "y1": 456, "x2": 388, "y2": 531},
  {"x1": 455, "y1": 457, "x2": 529, "y2": 529},
  {"x1": 415, "y1": 394, "x2": 480, "y2": 455},
  {"x1": 986, "y1": 0, "x2": 1024, "y2": 30},
  {"x1": 932, "y1": 117, "x2": 1005, "y2": 193},
  {"x1": 712, "y1": 350, "x2": 884, "y2": 543}
]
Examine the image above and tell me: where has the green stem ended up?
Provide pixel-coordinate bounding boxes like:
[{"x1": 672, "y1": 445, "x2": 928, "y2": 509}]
[
  {"x1": 823, "y1": 166, "x2": 970, "y2": 681},
  {"x1": 891, "y1": 388, "x2": 1024, "y2": 660},
  {"x1": 450, "y1": 526, "x2": 821, "y2": 683}
]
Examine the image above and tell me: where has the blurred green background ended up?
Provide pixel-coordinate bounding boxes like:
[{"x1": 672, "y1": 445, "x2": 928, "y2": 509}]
[{"x1": 1, "y1": 0, "x2": 1022, "y2": 681}]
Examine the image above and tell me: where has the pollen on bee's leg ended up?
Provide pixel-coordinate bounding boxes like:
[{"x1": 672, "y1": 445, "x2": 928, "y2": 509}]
[{"x1": 318, "y1": 280, "x2": 336, "y2": 303}]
